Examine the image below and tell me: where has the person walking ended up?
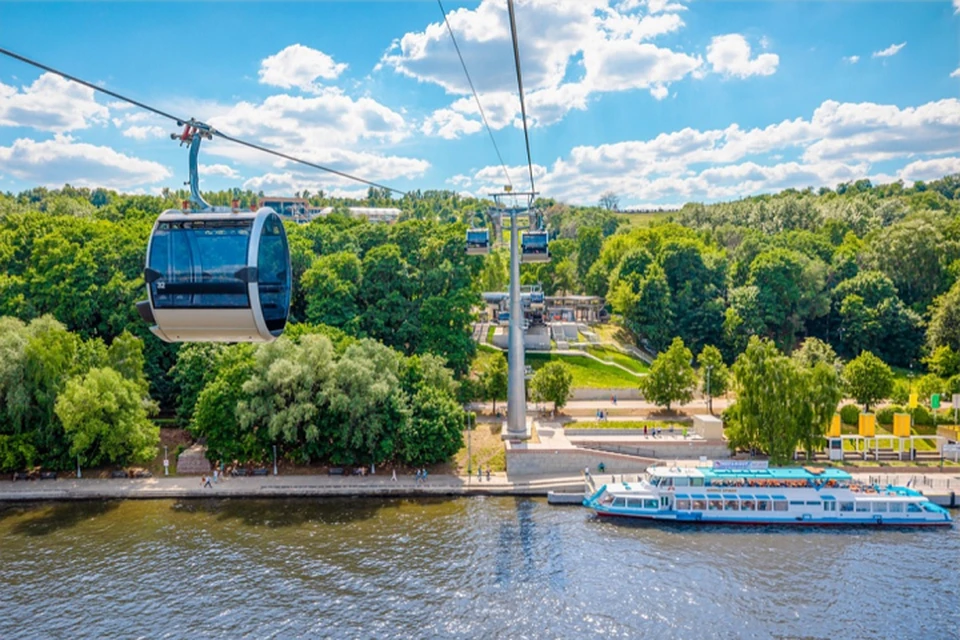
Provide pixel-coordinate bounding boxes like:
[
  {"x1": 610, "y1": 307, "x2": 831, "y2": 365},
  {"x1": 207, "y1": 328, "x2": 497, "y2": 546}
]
[
  {"x1": 203, "y1": 475, "x2": 212, "y2": 488},
  {"x1": 200, "y1": 475, "x2": 206, "y2": 488},
  {"x1": 478, "y1": 466, "x2": 482, "y2": 482},
  {"x1": 485, "y1": 467, "x2": 491, "y2": 481},
  {"x1": 391, "y1": 468, "x2": 397, "y2": 482}
]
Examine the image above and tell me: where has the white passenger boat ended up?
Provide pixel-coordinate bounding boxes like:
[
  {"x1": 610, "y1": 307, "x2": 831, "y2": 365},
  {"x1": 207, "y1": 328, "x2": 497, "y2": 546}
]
[{"x1": 583, "y1": 462, "x2": 952, "y2": 527}]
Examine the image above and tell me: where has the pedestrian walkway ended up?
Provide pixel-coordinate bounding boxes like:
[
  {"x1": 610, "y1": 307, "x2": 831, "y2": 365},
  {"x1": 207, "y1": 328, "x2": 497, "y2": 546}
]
[{"x1": 0, "y1": 472, "x2": 586, "y2": 502}]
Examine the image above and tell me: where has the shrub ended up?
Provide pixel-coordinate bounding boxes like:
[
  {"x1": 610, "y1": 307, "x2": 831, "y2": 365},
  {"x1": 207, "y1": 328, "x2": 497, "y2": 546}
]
[
  {"x1": 909, "y1": 406, "x2": 934, "y2": 427},
  {"x1": 876, "y1": 405, "x2": 904, "y2": 426},
  {"x1": 890, "y1": 379, "x2": 910, "y2": 405},
  {"x1": 839, "y1": 403, "x2": 860, "y2": 426}
]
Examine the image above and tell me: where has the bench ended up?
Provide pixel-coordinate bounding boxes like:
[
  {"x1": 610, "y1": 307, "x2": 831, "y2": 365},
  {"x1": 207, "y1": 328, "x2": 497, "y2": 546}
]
[
  {"x1": 39, "y1": 471, "x2": 57, "y2": 480},
  {"x1": 231, "y1": 468, "x2": 249, "y2": 477},
  {"x1": 12, "y1": 472, "x2": 31, "y2": 481},
  {"x1": 328, "y1": 467, "x2": 345, "y2": 476},
  {"x1": 131, "y1": 470, "x2": 152, "y2": 479},
  {"x1": 111, "y1": 470, "x2": 129, "y2": 478},
  {"x1": 251, "y1": 468, "x2": 269, "y2": 476}
]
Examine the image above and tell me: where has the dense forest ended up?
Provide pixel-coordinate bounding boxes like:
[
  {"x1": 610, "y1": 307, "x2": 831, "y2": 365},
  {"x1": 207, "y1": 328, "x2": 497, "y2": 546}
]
[{"x1": 2, "y1": 175, "x2": 960, "y2": 470}]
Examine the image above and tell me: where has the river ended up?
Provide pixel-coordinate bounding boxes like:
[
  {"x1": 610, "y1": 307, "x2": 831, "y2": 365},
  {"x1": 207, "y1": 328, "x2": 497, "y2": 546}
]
[{"x1": 0, "y1": 497, "x2": 957, "y2": 639}]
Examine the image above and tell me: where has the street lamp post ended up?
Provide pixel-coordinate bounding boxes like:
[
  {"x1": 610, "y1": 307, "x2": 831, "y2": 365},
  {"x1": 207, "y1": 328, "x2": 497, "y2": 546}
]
[
  {"x1": 76, "y1": 454, "x2": 81, "y2": 479},
  {"x1": 706, "y1": 365, "x2": 714, "y2": 415},
  {"x1": 466, "y1": 412, "x2": 473, "y2": 478},
  {"x1": 273, "y1": 445, "x2": 278, "y2": 476},
  {"x1": 164, "y1": 445, "x2": 169, "y2": 476}
]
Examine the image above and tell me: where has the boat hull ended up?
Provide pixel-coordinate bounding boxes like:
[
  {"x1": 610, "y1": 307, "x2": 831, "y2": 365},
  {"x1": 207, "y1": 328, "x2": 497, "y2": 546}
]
[{"x1": 593, "y1": 509, "x2": 953, "y2": 527}]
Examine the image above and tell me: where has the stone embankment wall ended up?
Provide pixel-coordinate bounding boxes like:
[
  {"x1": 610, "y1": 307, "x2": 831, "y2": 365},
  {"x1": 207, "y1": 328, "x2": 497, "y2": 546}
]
[
  {"x1": 505, "y1": 444, "x2": 657, "y2": 476},
  {"x1": 570, "y1": 388, "x2": 642, "y2": 400},
  {"x1": 176, "y1": 444, "x2": 211, "y2": 475}
]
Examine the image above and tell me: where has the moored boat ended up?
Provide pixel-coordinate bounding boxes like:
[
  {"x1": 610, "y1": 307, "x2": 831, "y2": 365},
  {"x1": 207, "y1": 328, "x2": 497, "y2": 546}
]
[{"x1": 583, "y1": 462, "x2": 952, "y2": 527}]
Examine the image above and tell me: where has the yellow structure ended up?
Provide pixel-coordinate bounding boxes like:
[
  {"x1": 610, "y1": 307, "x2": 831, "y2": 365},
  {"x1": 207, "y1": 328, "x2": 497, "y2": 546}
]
[
  {"x1": 908, "y1": 393, "x2": 918, "y2": 409},
  {"x1": 893, "y1": 413, "x2": 911, "y2": 437},
  {"x1": 858, "y1": 413, "x2": 876, "y2": 437},
  {"x1": 828, "y1": 414, "x2": 841, "y2": 437}
]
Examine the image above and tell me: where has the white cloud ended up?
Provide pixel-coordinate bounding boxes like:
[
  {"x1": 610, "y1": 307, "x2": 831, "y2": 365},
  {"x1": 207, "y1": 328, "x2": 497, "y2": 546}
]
[
  {"x1": 421, "y1": 108, "x2": 483, "y2": 139},
  {"x1": 0, "y1": 134, "x2": 170, "y2": 188},
  {"x1": 258, "y1": 44, "x2": 348, "y2": 92},
  {"x1": 897, "y1": 157, "x2": 960, "y2": 183},
  {"x1": 843, "y1": 55, "x2": 860, "y2": 64},
  {"x1": 461, "y1": 97, "x2": 960, "y2": 206},
  {"x1": 872, "y1": 42, "x2": 906, "y2": 58},
  {"x1": 802, "y1": 98, "x2": 960, "y2": 162},
  {"x1": 650, "y1": 84, "x2": 669, "y2": 100},
  {"x1": 385, "y1": 0, "x2": 703, "y2": 137},
  {"x1": 206, "y1": 88, "x2": 410, "y2": 153},
  {"x1": 951, "y1": 67, "x2": 960, "y2": 78},
  {"x1": 707, "y1": 34, "x2": 779, "y2": 78},
  {"x1": 122, "y1": 125, "x2": 167, "y2": 140},
  {"x1": 954, "y1": 0, "x2": 960, "y2": 13},
  {"x1": 0, "y1": 73, "x2": 109, "y2": 132},
  {"x1": 200, "y1": 164, "x2": 241, "y2": 179}
]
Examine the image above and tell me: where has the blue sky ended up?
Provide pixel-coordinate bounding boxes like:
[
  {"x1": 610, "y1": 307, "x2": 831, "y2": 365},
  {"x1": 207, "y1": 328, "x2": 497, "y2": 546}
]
[{"x1": 1, "y1": 0, "x2": 958, "y2": 207}]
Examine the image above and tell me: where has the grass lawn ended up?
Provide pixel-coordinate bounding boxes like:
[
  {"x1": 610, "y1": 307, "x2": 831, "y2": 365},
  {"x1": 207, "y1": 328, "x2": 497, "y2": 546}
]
[
  {"x1": 565, "y1": 420, "x2": 686, "y2": 430},
  {"x1": 586, "y1": 345, "x2": 649, "y2": 374},
  {"x1": 453, "y1": 423, "x2": 506, "y2": 473},
  {"x1": 527, "y1": 352, "x2": 640, "y2": 389}
]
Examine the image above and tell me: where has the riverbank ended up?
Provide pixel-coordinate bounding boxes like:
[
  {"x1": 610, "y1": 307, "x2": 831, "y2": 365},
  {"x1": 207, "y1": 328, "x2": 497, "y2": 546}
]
[
  {"x1": 0, "y1": 472, "x2": 585, "y2": 502},
  {"x1": 1, "y1": 470, "x2": 957, "y2": 506}
]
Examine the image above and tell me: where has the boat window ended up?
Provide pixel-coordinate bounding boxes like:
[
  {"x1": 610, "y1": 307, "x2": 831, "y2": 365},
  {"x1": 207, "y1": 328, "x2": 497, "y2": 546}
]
[
  {"x1": 724, "y1": 499, "x2": 739, "y2": 511},
  {"x1": 840, "y1": 502, "x2": 854, "y2": 512},
  {"x1": 661, "y1": 496, "x2": 669, "y2": 508},
  {"x1": 906, "y1": 503, "x2": 922, "y2": 513},
  {"x1": 757, "y1": 500, "x2": 770, "y2": 512},
  {"x1": 674, "y1": 477, "x2": 690, "y2": 487},
  {"x1": 676, "y1": 499, "x2": 690, "y2": 510},
  {"x1": 644, "y1": 499, "x2": 658, "y2": 510},
  {"x1": 823, "y1": 502, "x2": 835, "y2": 512},
  {"x1": 921, "y1": 504, "x2": 936, "y2": 512},
  {"x1": 741, "y1": 500, "x2": 755, "y2": 511},
  {"x1": 790, "y1": 501, "x2": 805, "y2": 506},
  {"x1": 612, "y1": 497, "x2": 626, "y2": 508},
  {"x1": 889, "y1": 502, "x2": 904, "y2": 513},
  {"x1": 872, "y1": 502, "x2": 887, "y2": 513},
  {"x1": 692, "y1": 499, "x2": 706, "y2": 510},
  {"x1": 855, "y1": 503, "x2": 870, "y2": 512},
  {"x1": 806, "y1": 501, "x2": 820, "y2": 506},
  {"x1": 690, "y1": 478, "x2": 704, "y2": 487},
  {"x1": 773, "y1": 501, "x2": 788, "y2": 511},
  {"x1": 257, "y1": 214, "x2": 290, "y2": 333},
  {"x1": 708, "y1": 500, "x2": 722, "y2": 511},
  {"x1": 149, "y1": 219, "x2": 252, "y2": 309}
]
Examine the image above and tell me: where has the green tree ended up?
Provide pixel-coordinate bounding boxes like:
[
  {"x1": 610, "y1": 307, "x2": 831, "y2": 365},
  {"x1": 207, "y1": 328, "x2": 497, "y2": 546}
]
[
  {"x1": 791, "y1": 337, "x2": 839, "y2": 370},
  {"x1": 923, "y1": 345, "x2": 960, "y2": 379},
  {"x1": 843, "y1": 351, "x2": 894, "y2": 411},
  {"x1": 399, "y1": 386, "x2": 464, "y2": 466},
  {"x1": 55, "y1": 367, "x2": 158, "y2": 467},
  {"x1": 640, "y1": 337, "x2": 697, "y2": 411},
  {"x1": 482, "y1": 352, "x2": 508, "y2": 413},
  {"x1": 927, "y1": 280, "x2": 960, "y2": 352},
  {"x1": 192, "y1": 345, "x2": 259, "y2": 463},
  {"x1": 530, "y1": 361, "x2": 573, "y2": 413},
  {"x1": 576, "y1": 226, "x2": 603, "y2": 282},
  {"x1": 726, "y1": 337, "x2": 837, "y2": 464},
  {"x1": 696, "y1": 345, "x2": 728, "y2": 414}
]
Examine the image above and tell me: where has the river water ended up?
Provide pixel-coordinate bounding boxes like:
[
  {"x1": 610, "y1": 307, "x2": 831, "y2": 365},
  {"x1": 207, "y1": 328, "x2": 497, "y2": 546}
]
[{"x1": 0, "y1": 497, "x2": 956, "y2": 639}]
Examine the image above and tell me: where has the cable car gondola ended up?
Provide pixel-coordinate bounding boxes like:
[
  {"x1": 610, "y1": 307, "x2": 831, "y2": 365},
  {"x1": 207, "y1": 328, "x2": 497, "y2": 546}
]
[
  {"x1": 520, "y1": 230, "x2": 550, "y2": 263},
  {"x1": 466, "y1": 227, "x2": 491, "y2": 255},
  {"x1": 136, "y1": 122, "x2": 291, "y2": 342}
]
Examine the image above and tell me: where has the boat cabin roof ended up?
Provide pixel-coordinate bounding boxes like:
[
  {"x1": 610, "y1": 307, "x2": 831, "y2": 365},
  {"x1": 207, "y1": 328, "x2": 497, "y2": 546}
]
[{"x1": 648, "y1": 466, "x2": 852, "y2": 481}]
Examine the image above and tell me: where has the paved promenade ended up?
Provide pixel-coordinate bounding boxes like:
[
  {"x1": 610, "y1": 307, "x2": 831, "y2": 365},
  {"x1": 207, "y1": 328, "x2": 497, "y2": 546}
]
[
  {"x1": 0, "y1": 472, "x2": 586, "y2": 502},
  {"x1": 0, "y1": 469, "x2": 956, "y2": 504}
]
